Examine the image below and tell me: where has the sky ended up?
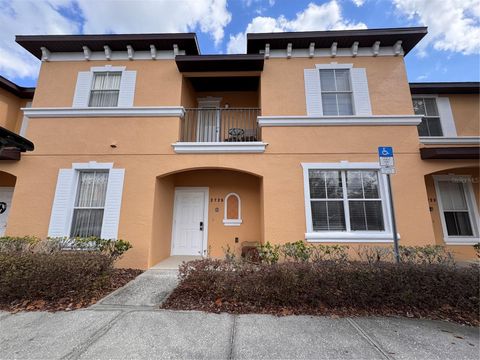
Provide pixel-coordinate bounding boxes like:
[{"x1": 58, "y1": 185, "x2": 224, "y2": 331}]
[{"x1": 1, "y1": 0, "x2": 479, "y2": 88}]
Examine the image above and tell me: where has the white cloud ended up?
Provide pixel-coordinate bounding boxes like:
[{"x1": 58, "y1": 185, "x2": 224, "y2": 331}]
[
  {"x1": 0, "y1": 0, "x2": 231, "y2": 81},
  {"x1": 394, "y1": 0, "x2": 480, "y2": 55},
  {"x1": 227, "y1": 1, "x2": 367, "y2": 53},
  {"x1": 351, "y1": 0, "x2": 365, "y2": 6}
]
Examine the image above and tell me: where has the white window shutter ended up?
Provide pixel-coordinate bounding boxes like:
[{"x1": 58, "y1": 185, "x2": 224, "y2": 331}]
[
  {"x1": 72, "y1": 71, "x2": 93, "y2": 107},
  {"x1": 436, "y1": 97, "x2": 457, "y2": 136},
  {"x1": 48, "y1": 169, "x2": 75, "y2": 237},
  {"x1": 351, "y1": 68, "x2": 372, "y2": 116},
  {"x1": 101, "y1": 169, "x2": 125, "y2": 240},
  {"x1": 304, "y1": 69, "x2": 323, "y2": 116},
  {"x1": 117, "y1": 71, "x2": 136, "y2": 107}
]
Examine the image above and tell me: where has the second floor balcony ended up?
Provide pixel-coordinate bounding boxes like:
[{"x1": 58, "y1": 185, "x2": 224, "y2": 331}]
[{"x1": 180, "y1": 108, "x2": 261, "y2": 143}]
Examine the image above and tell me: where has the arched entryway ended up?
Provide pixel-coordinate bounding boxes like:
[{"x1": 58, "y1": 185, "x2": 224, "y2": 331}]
[
  {"x1": 0, "y1": 171, "x2": 17, "y2": 236},
  {"x1": 149, "y1": 168, "x2": 263, "y2": 266}
]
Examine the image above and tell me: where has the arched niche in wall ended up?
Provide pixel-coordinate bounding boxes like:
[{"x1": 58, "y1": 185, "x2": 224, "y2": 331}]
[{"x1": 223, "y1": 192, "x2": 242, "y2": 226}]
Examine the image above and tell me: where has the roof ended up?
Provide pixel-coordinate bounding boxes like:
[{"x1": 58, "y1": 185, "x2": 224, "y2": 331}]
[
  {"x1": 175, "y1": 54, "x2": 264, "y2": 72},
  {"x1": 0, "y1": 76, "x2": 35, "y2": 99},
  {"x1": 16, "y1": 33, "x2": 200, "y2": 59},
  {"x1": 246, "y1": 27, "x2": 428, "y2": 55},
  {"x1": 410, "y1": 82, "x2": 480, "y2": 94},
  {"x1": 0, "y1": 126, "x2": 34, "y2": 156}
]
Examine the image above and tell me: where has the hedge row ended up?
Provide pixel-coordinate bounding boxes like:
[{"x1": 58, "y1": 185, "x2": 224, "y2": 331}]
[{"x1": 168, "y1": 259, "x2": 480, "y2": 321}]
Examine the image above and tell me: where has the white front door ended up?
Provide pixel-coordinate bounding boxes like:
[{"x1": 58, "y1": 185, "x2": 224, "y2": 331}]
[
  {"x1": 171, "y1": 188, "x2": 208, "y2": 256},
  {"x1": 0, "y1": 187, "x2": 14, "y2": 237}
]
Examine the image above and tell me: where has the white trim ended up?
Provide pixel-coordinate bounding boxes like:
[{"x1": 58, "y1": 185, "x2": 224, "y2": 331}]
[
  {"x1": 433, "y1": 175, "x2": 480, "y2": 245},
  {"x1": 419, "y1": 136, "x2": 480, "y2": 145},
  {"x1": 224, "y1": 193, "x2": 242, "y2": 226},
  {"x1": 90, "y1": 65, "x2": 126, "y2": 72},
  {"x1": 42, "y1": 50, "x2": 186, "y2": 62},
  {"x1": 72, "y1": 161, "x2": 113, "y2": 170},
  {"x1": 22, "y1": 106, "x2": 185, "y2": 118},
  {"x1": 302, "y1": 162, "x2": 395, "y2": 243},
  {"x1": 263, "y1": 46, "x2": 404, "y2": 58},
  {"x1": 19, "y1": 101, "x2": 32, "y2": 137},
  {"x1": 436, "y1": 97, "x2": 457, "y2": 137},
  {"x1": 315, "y1": 63, "x2": 353, "y2": 69},
  {"x1": 258, "y1": 115, "x2": 422, "y2": 127},
  {"x1": 171, "y1": 187, "x2": 209, "y2": 256},
  {"x1": 172, "y1": 142, "x2": 267, "y2": 154}
]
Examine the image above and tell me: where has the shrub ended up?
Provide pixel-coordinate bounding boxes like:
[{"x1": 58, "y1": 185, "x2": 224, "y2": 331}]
[
  {"x1": 168, "y1": 259, "x2": 479, "y2": 324},
  {"x1": 0, "y1": 236, "x2": 133, "y2": 303},
  {"x1": 0, "y1": 252, "x2": 113, "y2": 302},
  {"x1": 399, "y1": 245, "x2": 454, "y2": 266},
  {"x1": 474, "y1": 243, "x2": 480, "y2": 258},
  {"x1": 310, "y1": 245, "x2": 349, "y2": 263},
  {"x1": 257, "y1": 242, "x2": 281, "y2": 264},
  {"x1": 281, "y1": 241, "x2": 312, "y2": 262},
  {"x1": 356, "y1": 246, "x2": 392, "y2": 263}
]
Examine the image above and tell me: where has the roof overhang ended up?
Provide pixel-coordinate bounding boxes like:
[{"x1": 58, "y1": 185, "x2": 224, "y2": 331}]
[
  {"x1": 0, "y1": 126, "x2": 34, "y2": 161},
  {"x1": 0, "y1": 76, "x2": 35, "y2": 99},
  {"x1": 410, "y1": 82, "x2": 480, "y2": 94},
  {"x1": 175, "y1": 54, "x2": 264, "y2": 72},
  {"x1": 420, "y1": 146, "x2": 480, "y2": 160},
  {"x1": 16, "y1": 33, "x2": 200, "y2": 59},
  {"x1": 247, "y1": 27, "x2": 428, "y2": 55}
]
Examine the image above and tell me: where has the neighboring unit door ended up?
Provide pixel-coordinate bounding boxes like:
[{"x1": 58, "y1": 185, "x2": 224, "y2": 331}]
[
  {"x1": 171, "y1": 189, "x2": 208, "y2": 256},
  {"x1": 196, "y1": 108, "x2": 220, "y2": 142},
  {"x1": 0, "y1": 187, "x2": 14, "y2": 237}
]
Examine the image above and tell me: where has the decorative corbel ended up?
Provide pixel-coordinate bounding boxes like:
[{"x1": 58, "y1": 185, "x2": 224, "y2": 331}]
[
  {"x1": 173, "y1": 44, "x2": 179, "y2": 56},
  {"x1": 40, "y1": 47, "x2": 50, "y2": 62},
  {"x1": 330, "y1": 42, "x2": 337, "y2": 58},
  {"x1": 309, "y1": 42, "x2": 315, "y2": 58},
  {"x1": 372, "y1": 41, "x2": 380, "y2": 56},
  {"x1": 351, "y1": 41, "x2": 359, "y2": 57},
  {"x1": 393, "y1": 40, "x2": 403, "y2": 56},
  {"x1": 104, "y1": 45, "x2": 111, "y2": 60},
  {"x1": 286, "y1": 43, "x2": 292, "y2": 59},
  {"x1": 265, "y1": 43, "x2": 270, "y2": 59},
  {"x1": 82, "y1": 46, "x2": 91, "y2": 61},
  {"x1": 150, "y1": 45, "x2": 157, "y2": 60},
  {"x1": 127, "y1": 45, "x2": 134, "y2": 60}
]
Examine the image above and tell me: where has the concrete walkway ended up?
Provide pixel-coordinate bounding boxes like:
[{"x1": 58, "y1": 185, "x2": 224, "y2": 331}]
[{"x1": 0, "y1": 268, "x2": 478, "y2": 359}]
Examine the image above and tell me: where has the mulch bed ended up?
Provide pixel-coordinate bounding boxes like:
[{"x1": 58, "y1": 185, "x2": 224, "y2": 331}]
[
  {"x1": 162, "y1": 291, "x2": 479, "y2": 326},
  {"x1": 0, "y1": 268, "x2": 142, "y2": 313}
]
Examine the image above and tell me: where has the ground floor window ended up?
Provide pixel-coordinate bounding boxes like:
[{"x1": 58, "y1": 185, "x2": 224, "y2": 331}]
[
  {"x1": 434, "y1": 175, "x2": 479, "y2": 244},
  {"x1": 70, "y1": 170, "x2": 109, "y2": 238},
  {"x1": 303, "y1": 163, "x2": 392, "y2": 242}
]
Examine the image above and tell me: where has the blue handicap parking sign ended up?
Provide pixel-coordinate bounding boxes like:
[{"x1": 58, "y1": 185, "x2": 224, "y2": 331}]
[{"x1": 378, "y1": 146, "x2": 393, "y2": 157}]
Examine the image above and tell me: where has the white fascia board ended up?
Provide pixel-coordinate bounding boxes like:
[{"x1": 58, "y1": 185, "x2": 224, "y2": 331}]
[
  {"x1": 266, "y1": 46, "x2": 404, "y2": 58},
  {"x1": 47, "y1": 50, "x2": 186, "y2": 61},
  {"x1": 172, "y1": 142, "x2": 267, "y2": 154},
  {"x1": 258, "y1": 115, "x2": 422, "y2": 127},
  {"x1": 22, "y1": 106, "x2": 185, "y2": 118},
  {"x1": 419, "y1": 136, "x2": 480, "y2": 145}
]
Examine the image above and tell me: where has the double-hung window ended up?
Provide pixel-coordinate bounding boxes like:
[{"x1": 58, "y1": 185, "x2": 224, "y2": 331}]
[
  {"x1": 89, "y1": 72, "x2": 122, "y2": 107},
  {"x1": 304, "y1": 164, "x2": 390, "y2": 241},
  {"x1": 319, "y1": 69, "x2": 353, "y2": 116},
  {"x1": 412, "y1": 97, "x2": 443, "y2": 136},
  {"x1": 70, "y1": 171, "x2": 109, "y2": 238},
  {"x1": 434, "y1": 176, "x2": 479, "y2": 243}
]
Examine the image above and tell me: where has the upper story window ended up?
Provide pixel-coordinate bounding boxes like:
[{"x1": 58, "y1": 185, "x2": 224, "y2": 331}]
[
  {"x1": 70, "y1": 170, "x2": 109, "y2": 238},
  {"x1": 89, "y1": 72, "x2": 122, "y2": 107},
  {"x1": 319, "y1": 69, "x2": 353, "y2": 116},
  {"x1": 412, "y1": 97, "x2": 443, "y2": 136}
]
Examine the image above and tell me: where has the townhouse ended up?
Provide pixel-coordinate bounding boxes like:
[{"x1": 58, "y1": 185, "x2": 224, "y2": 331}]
[{"x1": 0, "y1": 27, "x2": 478, "y2": 268}]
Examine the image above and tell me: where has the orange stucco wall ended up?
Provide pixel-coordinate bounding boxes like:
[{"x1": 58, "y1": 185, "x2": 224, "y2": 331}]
[
  {"x1": 0, "y1": 55, "x2": 478, "y2": 269},
  {"x1": 446, "y1": 93, "x2": 480, "y2": 136},
  {"x1": 0, "y1": 88, "x2": 29, "y2": 133},
  {"x1": 260, "y1": 57, "x2": 413, "y2": 116}
]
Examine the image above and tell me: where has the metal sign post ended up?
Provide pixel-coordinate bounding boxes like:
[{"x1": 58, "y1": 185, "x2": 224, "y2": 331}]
[{"x1": 378, "y1": 146, "x2": 400, "y2": 263}]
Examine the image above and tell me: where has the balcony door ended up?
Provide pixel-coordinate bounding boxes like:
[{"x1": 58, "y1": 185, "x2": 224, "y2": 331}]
[{"x1": 197, "y1": 97, "x2": 221, "y2": 142}]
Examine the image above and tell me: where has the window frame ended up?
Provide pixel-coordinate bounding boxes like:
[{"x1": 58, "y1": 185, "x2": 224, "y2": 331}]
[
  {"x1": 433, "y1": 175, "x2": 480, "y2": 245},
  {"x1": 66, "y1": 162, "x2": 114, "y2": 238},
  {"x1": 319, "y1": 68, "x2": 354, "y2": 116},
  {"x1": 70, "y1": 170, "x2": 109, "y2": 238},
  {"x1": 302, "y1": 162, "x2": 394, "y2": 242},
  {"x1": 88, "y1": 71, "x2": 122, "y2": 108},
  {"x1": 412, "y1": 96, "x2": 443, "y2": 137}
]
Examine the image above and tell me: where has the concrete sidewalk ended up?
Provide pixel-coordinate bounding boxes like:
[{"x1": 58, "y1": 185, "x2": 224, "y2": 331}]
[{"x1": 1, "y1": 268, "x2": 478, "y2": 359}]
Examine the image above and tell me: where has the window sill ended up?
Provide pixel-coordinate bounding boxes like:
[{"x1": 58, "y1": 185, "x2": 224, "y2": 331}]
[
  {"x1": 172, "y1": 142, "x2": 267, "y2": 154},
  {"x1": 305, "y1": 232, "x2": 399, "y2": 243},
  {"x1": 443, "y1": 237, "x2": 480, "y2": 245},
  {"x1": 223, "y1": 219, "x2": 242, "y2": 227}
]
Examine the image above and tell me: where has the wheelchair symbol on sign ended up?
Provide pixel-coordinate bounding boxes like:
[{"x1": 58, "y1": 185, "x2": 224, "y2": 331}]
[{"x1": 381, "y1": 149, "x2": 389, "y2": 156}]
